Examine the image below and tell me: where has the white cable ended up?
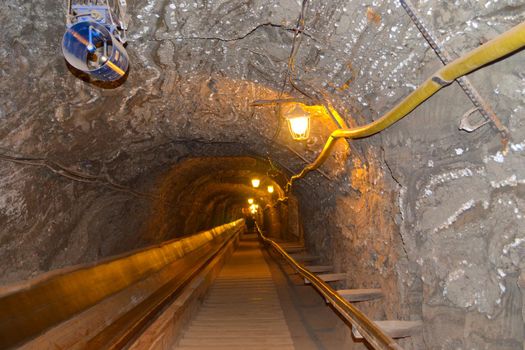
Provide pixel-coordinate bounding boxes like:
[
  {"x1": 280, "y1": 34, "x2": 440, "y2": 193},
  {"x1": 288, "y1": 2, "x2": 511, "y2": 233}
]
[{"x1": 105, "y1": 0, "x2": 116, "y2": 27}]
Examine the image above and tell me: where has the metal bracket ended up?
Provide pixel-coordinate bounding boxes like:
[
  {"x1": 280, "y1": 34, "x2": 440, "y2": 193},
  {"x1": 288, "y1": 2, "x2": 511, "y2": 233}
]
[
  {"x1": 400, "y1": 0, "x2": 509, "y2": 143},
  {"x1": 459, "y1": 107, "x2": 489, "y2": 132},
  {"x1": 66, "y1": 0, "x2": 128, "y2": 43}
]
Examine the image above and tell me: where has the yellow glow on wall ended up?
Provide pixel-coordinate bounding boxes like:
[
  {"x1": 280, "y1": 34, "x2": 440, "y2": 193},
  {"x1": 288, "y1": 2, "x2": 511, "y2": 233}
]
[
  {"x1": 302, "y1": 104, "x2": 347, "y2": 128},
  {"x1": 248, "y1": 198, "x2": 254, "y2": 204},
  {"x1": 251, "y1": 178, "x2": 260, "y2": 188},
  {"x1": 267, "y1": 185, "x2": 274, "y2": 193}
]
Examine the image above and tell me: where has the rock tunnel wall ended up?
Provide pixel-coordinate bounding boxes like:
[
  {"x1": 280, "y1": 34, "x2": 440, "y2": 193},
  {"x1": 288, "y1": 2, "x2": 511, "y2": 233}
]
[
  {"x1": 1, "y1": 0, "x2": 524, "y2": 348},
  {"x1": 293, "y1": 1, "x2": 525, "y2": 349}
]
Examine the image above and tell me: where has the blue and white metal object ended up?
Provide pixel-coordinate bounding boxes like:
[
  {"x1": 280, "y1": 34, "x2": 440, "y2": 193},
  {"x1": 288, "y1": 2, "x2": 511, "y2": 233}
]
[{"x1": 62, "y1": 0, "x2": 129, "y2": 82}]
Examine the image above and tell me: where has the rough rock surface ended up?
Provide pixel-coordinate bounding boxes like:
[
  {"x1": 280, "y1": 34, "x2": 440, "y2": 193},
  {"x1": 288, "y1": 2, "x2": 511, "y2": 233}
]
[{"x1": 0, "y1": 0, "x2": 524, "y2": 348}]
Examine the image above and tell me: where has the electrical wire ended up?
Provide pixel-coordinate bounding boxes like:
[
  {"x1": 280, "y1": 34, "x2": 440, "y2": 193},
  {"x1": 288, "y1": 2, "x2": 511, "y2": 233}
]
[
  {"x1": 271, "y1": 0, "x2": 310, "y2": 144},
  {"x1": 284, "y1": 21, "x2": 525, "y2": 192},
  {"x1": 106, "y1": 0, "x2": 116, "y2": 27},
  {"x1": 0, "y1": 151, "x2": 155, "y2": 199}
]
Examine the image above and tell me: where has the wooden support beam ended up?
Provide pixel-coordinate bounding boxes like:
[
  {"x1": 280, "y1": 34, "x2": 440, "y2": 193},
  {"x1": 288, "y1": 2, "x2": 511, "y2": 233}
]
[
  {"x1": 284, "y1": 247, "x2": 305, "y2": 253},
  {"x1": 336, "y1": 289, "x2": 384, "y2": 302},
  {"x1": 303, "y1": 265, "x2": 334, "y2": 273},
  {"x1": 279, "y1": 242, "x2": 304, "y2": 248},
  {"x1": 305, "y1": 273, "x2": 346, "y2": 284},
  {"x1": 352, "y1": 320, "x2": 423, "y2": 339},
  {"x1": 289, "y1": 253, "x2": 319, "y2": 262}
]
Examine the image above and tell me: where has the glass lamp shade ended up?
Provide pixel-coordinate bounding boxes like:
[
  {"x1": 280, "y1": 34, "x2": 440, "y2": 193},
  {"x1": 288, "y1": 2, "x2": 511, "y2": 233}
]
[{"x1": 284, "y1": 104, "x2": 310, "y2": 140}]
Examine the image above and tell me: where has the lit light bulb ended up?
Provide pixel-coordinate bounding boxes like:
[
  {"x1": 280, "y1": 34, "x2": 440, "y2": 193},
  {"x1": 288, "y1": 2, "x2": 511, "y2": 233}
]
[
  {"x1": 267, "y1": 185, "x2": 274, "y2": 194},
  {"x1": 251, "y1": 178, "x2": 260, "y2": 188},
  {"x1": 248, "y1": 198, "x2": 254, "y2": 204},
  {"x1": 288, "y1": 116, "x2": 309, "y2": 138},
  {"x1": 284, "y1": 104, "x2": 311, "y2": 140}
]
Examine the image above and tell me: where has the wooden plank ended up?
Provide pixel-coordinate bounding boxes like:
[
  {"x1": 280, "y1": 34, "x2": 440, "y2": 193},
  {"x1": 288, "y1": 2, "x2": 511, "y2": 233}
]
[
  {"x1": 127, "y1": 238, "x2": 238, "y2": 350},
  {"x1": 9, "y1": 222, "x2": 244, "y2": 350},
  {"x1": 336, "y1": 288, "x2": 383, "y2": 302},
  {"x1": 305, "y1": 273, "x2": 346, "y2": 284},
  {"x1": 289, "y1": 253, "x2": 319, "y2": 262},
  {"x1": 303, "y1": 265, "x2": 334, "y2": 273},
  {"x1": 280, "y1": 242, "x2": 303, "y2": 246},
  {"x1": 284, "y1": 247, "x2": 306, "y2": 253},
  {"x1": 279, "y1": 242, "x2": 304, "y2": 248},
  {"x1": 352, "y1": 320, "x2": 423, "y2": 339}
]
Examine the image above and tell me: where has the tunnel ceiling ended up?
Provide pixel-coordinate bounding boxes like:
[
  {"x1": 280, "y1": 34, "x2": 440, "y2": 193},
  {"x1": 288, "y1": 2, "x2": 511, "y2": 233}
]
[{"x1": 1, "y1": 0, "x2": 522, "y2": 192}]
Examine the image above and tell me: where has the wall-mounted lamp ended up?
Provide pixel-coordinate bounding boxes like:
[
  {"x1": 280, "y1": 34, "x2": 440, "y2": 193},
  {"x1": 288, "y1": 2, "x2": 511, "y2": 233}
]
[
  {"x1": 283, "y1": 104, "x2": 310, "y2": 140},
  {"x1": 267, "y1": 185, "x2": 274, "y2": 194},
  {"x1": 248, "y1": 198, "x2": 254, "y2": 204},
  {"x1": 251, "y1": 178, "x2": 261, "y2": 188}
]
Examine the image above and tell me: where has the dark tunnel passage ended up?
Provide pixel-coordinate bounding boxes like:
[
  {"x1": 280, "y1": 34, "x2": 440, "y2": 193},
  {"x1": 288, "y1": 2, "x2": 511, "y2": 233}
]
[
  {"x1": 142, "y1": 156, "x2": 297, "y2": 241},
  {"x1": 1, "y1": 0, "x2": 525, "y2": 349}
]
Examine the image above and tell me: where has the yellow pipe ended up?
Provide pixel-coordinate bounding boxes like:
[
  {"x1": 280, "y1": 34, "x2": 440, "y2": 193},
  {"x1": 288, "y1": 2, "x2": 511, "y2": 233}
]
[{"x1": 286, "y1": 21, "x2": 525, "y2": 191}]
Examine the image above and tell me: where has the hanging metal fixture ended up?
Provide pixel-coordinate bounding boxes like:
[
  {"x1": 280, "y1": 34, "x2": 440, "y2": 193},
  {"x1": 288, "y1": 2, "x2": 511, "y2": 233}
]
[
  {"x1": 62, "y1": 0, "x2": 129, "y2": 81},
  {"x1": 283, "y1": 103, "x2": 311, "y2": 140}
]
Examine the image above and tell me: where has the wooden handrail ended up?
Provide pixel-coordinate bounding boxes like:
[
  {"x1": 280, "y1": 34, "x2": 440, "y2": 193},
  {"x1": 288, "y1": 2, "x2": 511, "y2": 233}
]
[
  {"x1": 0, "y1": 220, "x2": 244, "y2": 349},
  {"x1": 255, "y1": 223, "x2": 403, "y2": 350}
]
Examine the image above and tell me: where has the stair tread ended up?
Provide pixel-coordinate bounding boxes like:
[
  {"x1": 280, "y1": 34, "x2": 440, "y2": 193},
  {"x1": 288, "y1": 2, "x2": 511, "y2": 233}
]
[
  {"x1": 336, "y1": 288, "x2": 384, "y2": 301},
  {"x1": 352, "y1": 320, "x2": 423, "y2": 339},
  {"x1": 303, "y1": 265, "x2": 334, "y2": 273},
  {"x1": 289, "y1": 253, "x2": 320, "y2": 261},
  {"x1": 305, "y1": 273, "x2": 346, "y2": 284},
  {"x1": 173, "y1": 237, "x2": 294, "y2": 350}
]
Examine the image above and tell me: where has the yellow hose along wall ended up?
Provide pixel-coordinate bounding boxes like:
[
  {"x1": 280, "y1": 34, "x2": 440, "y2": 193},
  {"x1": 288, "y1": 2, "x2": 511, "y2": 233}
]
[{"x1": 287, "y1": 21, "x2": 525, "y2": 190}]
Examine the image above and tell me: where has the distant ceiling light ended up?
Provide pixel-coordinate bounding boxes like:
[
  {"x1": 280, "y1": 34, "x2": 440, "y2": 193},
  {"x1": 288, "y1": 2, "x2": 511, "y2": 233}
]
[
  {"x1": 249, "y1": 203, "x2": 258, "y2": 214},
  {"x1": 267, "y1": 185, "x2": 274, "y2": 194},
  {"x1": 251, "y1": 178, "x2": 261, "y2": 188},
  {"x1": 248, "y1": 198, "x2": 254, "y2": 204},
  {"x1": 284, "y1": 104, "x2": 310, "y2": 140}
]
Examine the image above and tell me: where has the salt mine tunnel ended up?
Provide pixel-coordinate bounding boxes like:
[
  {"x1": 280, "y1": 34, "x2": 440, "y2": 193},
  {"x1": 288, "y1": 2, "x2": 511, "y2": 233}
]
[{"x1": 0, "y1": 0, "x2": 524, "y2": 349}]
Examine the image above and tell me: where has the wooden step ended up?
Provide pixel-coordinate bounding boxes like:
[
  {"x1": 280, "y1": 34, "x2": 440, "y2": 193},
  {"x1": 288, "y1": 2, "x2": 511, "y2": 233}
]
[
  {"x1": 284, "y1": 247, "x2": 306, "y2": 253},
  {"x1": 178, "y1": 341, "x2": 294, "y2": 348},
  {"x1": 305, "y1": 273, "x2": 346, "y2": 284},
  {"x1": 289, "y1": 253, "x2": 320, "y2": 262},
  {"x1": 173, "y1": 238, "x2": 295, "y2": 350},
  {"x1": 336, "y1": 288, "x2": 384, "y2": 302},
  {"x1": 352, "y1": 320, "x2": 423, "y2": 339},
  {"x1": 278, "y1": 242, "x2": 304, "y2": 248},
  {"x1": 176, "y1": 346, "x2": 294, "y2": 350},
  {"x1": 303, "y1": 265, "x2": 334, "y2": 273}
]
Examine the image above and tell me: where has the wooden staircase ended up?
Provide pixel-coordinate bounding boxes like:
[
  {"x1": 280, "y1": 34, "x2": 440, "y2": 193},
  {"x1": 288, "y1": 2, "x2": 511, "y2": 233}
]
[
  {"x1": 285, "y1": 245, "x2": 423, "y2": 341},
  {"x1": 173, "y1": 236, "x2": 295, "y2": 349}
]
